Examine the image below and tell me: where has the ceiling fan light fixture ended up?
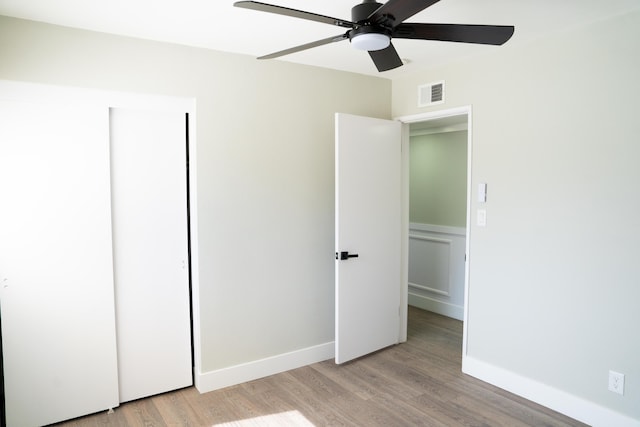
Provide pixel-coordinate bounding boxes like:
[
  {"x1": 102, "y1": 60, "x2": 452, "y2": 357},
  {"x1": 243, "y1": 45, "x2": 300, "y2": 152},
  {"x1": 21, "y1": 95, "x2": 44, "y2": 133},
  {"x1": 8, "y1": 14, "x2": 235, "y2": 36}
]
[
  {"x1": 350, "y1": 32, "x2": 390, "y2": 51},
  {"x1": 234, "y1": 0, "x2": 515, "y2": 72}
]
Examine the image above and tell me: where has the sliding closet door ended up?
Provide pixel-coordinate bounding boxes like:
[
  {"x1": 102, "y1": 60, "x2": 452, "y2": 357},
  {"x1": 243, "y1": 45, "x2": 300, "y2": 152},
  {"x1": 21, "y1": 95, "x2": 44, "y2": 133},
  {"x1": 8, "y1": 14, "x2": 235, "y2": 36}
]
[
  {"x1": 0, "y1": 100, "x2": 119, "y2": 426},
  {"x1": 109, "y1": 108, "x2": 192, "y2": 402}
]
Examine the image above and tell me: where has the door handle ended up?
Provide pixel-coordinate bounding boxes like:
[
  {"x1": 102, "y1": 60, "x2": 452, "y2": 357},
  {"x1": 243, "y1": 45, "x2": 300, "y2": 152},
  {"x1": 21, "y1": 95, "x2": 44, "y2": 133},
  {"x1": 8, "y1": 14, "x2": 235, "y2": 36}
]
[{"x1": 336, "y1": 251, "x2": 359, "y2": 260}]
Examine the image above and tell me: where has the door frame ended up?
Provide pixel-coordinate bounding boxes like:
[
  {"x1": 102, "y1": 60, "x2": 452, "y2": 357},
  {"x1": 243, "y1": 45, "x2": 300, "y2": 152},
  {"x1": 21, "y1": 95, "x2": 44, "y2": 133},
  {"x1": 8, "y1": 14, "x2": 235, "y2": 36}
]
[{"x1": 395, "y1": 105, "x2": 472, "y2": 357}]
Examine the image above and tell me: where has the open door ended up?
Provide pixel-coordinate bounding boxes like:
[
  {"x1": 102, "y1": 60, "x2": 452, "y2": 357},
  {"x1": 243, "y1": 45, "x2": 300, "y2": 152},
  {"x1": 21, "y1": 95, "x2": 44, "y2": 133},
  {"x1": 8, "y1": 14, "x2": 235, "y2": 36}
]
[{"x1": 335, "y1": 113, "x2": 403, "y2": 364}]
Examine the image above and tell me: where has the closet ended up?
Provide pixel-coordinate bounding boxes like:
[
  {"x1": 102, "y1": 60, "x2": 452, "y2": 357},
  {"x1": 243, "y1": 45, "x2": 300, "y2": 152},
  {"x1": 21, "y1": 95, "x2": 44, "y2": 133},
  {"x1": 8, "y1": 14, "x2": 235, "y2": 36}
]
[{"x1": 0, "y1": 83, "x2": 193, "y2": 426}]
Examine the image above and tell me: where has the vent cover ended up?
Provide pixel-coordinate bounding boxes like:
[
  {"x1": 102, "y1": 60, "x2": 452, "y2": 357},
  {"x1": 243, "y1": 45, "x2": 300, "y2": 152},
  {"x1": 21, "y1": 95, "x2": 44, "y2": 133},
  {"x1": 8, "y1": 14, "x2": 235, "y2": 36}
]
[{"x1": 418, "y1": 81, "x2": 445, "y2": 107}]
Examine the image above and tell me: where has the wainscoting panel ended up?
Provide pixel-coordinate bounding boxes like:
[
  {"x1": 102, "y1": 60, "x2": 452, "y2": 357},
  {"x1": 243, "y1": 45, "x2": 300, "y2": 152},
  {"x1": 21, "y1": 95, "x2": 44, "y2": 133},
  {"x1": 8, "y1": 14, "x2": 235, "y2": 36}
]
[
  {"x1": 408, "y1": 223, "x2": 466, "y2": 320},
  {"x1": 409, "y1": 236, "x2": 451, "y2": 296}
]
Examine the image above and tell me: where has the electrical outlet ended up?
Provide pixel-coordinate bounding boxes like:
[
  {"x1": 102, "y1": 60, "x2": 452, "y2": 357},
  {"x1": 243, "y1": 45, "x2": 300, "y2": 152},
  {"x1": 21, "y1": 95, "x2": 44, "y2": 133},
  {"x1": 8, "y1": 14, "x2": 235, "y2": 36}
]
[
  {"x1": 477, "y1": 209, "x2": 487, "y2": 227},
  {"x1": 608, "y1": 370, "x2": 625, "y2": 395}
]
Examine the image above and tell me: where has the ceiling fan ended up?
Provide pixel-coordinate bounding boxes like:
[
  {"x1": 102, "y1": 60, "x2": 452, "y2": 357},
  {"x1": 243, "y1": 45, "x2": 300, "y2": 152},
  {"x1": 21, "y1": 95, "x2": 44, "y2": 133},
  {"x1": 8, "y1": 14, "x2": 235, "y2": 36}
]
[{"x1": 234, "y1": 0, "x2": 515, "y2": 72}]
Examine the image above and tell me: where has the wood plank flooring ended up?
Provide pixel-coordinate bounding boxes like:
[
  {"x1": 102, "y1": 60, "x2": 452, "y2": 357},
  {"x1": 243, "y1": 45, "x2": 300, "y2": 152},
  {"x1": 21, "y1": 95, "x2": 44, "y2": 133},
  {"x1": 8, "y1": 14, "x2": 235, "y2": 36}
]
[{"x1": 52, "y1": 307, "x2": 586, "y2": 426}]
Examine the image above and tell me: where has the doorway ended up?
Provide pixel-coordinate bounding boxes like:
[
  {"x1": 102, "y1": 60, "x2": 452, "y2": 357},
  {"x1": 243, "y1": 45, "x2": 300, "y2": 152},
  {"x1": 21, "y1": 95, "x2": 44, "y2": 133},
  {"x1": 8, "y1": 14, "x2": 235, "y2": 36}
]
[
  {"x1": 398, "y1": 107, "x2": 472, "y2": 355},
  {"x1": 408, "y1": 115, "x2": 468, "y2": 320}
]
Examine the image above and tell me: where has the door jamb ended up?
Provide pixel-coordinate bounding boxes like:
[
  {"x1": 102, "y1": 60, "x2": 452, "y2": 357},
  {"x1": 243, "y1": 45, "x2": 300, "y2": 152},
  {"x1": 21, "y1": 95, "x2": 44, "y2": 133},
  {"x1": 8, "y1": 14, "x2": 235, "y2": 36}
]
[{"x1": 395, "y1": 106, "x2": 472, "y2": 357}]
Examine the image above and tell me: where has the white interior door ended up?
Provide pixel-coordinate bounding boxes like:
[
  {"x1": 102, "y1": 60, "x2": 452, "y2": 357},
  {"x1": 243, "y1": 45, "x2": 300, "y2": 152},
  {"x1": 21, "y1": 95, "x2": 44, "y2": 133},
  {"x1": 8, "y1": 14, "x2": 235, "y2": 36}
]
[
  {"x1": 0, "y1": 100, "x2": 119, "y2": 426},
  {"x1": 109, "y1": 107, "x2": 192, "y2": 402},
  {"x1": 335, "y1": 113, "x2": 403, "y2": 364}
]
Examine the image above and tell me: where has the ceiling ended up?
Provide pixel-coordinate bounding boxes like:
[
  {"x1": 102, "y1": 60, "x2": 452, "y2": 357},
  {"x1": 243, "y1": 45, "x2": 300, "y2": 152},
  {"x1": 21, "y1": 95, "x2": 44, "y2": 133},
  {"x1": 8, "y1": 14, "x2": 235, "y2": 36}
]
[{"x1": 1, "y1": 0, "x2": 639, "y2": 78}]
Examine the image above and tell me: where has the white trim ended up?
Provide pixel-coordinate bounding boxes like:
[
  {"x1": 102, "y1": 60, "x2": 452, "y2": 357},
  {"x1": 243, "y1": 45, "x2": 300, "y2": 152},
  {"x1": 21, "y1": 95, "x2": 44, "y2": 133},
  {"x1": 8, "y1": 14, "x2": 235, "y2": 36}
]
[
  {"x1": 408, "y1": 282, "x2": 449, "y2": 297},
  {"x1": 409, "y1": 222, "x2": 466, "y2": 236},
  {"x1": 399, "y1": 122, "x2": 411, "y2": 343},
  {"x1": 408, "y1": 234, "x2": 452, "y2": 246},
  {"x1": 396, "y1": 105, "x2": 472, "y2": 357},
  {"x1": 462, "y1": 356, "x2": 640, "y2": 427},
  {"x1": 408, "y1": 292, "x2": 463, "y2": 320},
  {"x1": 410, "y1": 122, "x2": 467, "y2": 137},
  {"x1": 0, "y1": 79, "x2": 193, "y2": 112},
  {"x1": 397, "y1": 106, "x2": 472, "y2": 124},
  {"x1": 463, "y1": 108, "x2": 473, "y2": 358},
  {"x1": 195, "y1": 342, "x2": 335, "y2": 393}
]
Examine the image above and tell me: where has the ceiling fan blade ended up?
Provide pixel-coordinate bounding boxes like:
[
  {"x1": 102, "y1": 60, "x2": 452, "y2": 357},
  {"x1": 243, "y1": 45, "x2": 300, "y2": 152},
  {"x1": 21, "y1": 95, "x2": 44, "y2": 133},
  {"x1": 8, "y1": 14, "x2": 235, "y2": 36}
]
[
  {"x1": 258, "y1": 34, "x2": 348, "y2": 60},
  {"x1": 234, "y1": 1, "x2": 354, "y2": 28},
  {"x1": 368, "y1": 43, "x2": 404, "y2": 72},
  {"x1": 393, "y1": 23, "x2": 515, "y2": 45},
  {"x1": 368, "y1": 0, "x2": 441, "y2": 26}
]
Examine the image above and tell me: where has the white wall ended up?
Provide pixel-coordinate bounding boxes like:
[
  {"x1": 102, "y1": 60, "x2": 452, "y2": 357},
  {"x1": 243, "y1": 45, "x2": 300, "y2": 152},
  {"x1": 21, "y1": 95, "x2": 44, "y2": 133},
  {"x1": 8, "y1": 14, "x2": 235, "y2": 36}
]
[
  {"x1": 0, "y1": 16, "x2": 391, "y2": 389},
  {"x1": 393, "y1": 9, "x2": 640, "y2": 425}
]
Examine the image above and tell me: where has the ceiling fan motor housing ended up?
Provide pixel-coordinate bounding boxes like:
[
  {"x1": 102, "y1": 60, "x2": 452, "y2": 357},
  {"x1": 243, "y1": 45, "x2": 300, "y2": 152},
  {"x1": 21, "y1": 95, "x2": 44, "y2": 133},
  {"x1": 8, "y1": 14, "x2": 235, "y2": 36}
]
[
  {"x1": 351, "y1": 0, "x2": 385, "y2": 24},
  {"x1": 349, "y1": 25, "x2": 391, "y2": 42}
]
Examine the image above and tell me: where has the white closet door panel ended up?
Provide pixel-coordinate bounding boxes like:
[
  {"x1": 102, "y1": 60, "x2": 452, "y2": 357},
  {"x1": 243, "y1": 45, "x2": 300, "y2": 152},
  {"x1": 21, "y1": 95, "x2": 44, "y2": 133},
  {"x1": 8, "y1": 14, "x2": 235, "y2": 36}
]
[
  {"x1": 0, "y1": 100, "x2": 119, "y2": 426},
  {"x1": 109, "y1": 107, "x2": 192, "y2": 402}
]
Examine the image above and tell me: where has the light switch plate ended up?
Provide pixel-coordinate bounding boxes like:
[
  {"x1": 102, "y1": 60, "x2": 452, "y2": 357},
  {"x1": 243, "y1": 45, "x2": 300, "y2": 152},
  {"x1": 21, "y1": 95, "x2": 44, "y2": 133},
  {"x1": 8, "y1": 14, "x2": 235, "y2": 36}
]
[
  {"x1": 477, "y1": 209, "x2": 487, "y2": 227},
  {"x1": 478, "y1": 183, "x2": 487, "y2": 203}
]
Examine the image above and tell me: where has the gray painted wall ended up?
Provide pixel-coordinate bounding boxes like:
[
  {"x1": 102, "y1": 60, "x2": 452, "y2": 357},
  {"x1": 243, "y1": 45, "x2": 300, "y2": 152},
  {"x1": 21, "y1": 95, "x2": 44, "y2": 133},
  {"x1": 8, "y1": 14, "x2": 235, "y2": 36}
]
[
  {"x1": 410, "y1": 130, "x2": 467, "y2": 227},
  {"x1": 393, "y1": 9, "x2": 640, "y2": 421},
  {"x1": 0, "y1": 16, "x2": 390, "y2": 375}
]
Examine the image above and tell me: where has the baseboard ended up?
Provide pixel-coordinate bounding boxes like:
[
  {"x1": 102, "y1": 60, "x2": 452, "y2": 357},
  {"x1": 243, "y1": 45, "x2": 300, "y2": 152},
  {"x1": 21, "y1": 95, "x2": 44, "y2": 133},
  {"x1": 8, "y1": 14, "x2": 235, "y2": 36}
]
[
  {"x1": 462, "y1": 356, "x2": 640, "y2": 427},
  {"x1": 408, "y1": 291, "x2": 464, "y2": 320},
  {"x1": 195, "y1": 342, "x2": 335, "y2": 393}
]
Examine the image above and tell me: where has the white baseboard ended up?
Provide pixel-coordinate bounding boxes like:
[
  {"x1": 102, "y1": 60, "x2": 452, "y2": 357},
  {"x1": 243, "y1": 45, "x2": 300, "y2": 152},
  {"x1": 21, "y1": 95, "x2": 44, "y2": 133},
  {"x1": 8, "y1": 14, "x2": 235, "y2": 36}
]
[
  {"x1": 195, "y1": 342, "x2": 335, "y2": 393},
  {"x1": 462, "y1": 356, "x2": 640, "y2": 427},
  {"x1": 408, "y1": 291, "x2": 464, "y2": 320}
]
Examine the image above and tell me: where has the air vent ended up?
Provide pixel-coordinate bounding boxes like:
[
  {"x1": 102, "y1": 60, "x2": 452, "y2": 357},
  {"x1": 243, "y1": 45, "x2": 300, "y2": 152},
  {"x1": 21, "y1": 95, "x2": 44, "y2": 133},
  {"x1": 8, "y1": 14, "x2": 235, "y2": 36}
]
[{"x1": 418, "y1": 81, "x2": 445, "y2": 107}]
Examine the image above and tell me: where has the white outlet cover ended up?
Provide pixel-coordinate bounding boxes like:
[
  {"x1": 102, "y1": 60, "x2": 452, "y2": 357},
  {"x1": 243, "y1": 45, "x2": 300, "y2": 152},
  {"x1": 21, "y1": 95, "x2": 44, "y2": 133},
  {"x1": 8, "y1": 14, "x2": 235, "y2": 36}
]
[
  {"x1": 477, "y1": 209, "x2": 487, "y2": 227},
  {"x1": 608, "y1": 370, "x2": 625, "y2": 395}
]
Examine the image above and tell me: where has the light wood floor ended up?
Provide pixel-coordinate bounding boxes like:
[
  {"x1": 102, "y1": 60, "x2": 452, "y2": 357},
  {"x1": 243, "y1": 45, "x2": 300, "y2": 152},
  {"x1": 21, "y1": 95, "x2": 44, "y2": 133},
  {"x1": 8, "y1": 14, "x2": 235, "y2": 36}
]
[{"x1": 53, "y1": 307, "x2": 586, "y2": 426}]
